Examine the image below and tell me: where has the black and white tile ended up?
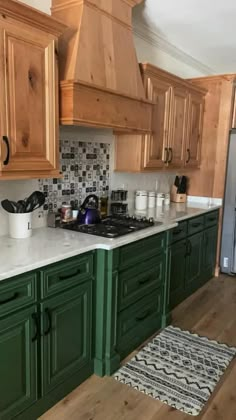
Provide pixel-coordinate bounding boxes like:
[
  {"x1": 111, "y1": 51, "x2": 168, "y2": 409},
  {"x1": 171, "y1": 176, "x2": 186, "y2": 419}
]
[{"x1": 38, "y1": 140, "x2": 110, "y2": 212}]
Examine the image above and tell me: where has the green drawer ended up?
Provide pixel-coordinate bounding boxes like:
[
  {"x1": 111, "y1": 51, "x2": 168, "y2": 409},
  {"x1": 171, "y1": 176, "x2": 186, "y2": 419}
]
[
  {"x1": 119, "y1": 233, "x2": 166, "y2": 269},
  {"x1": 0, "y1": 272, "x2": 37, "y2": 318},
  {"x1": 118, "y1": 254, "x2": 165, "y2": 311},
  {"x1": 40, "y1": 253, "x2": 94, "y2": 299},
  {"x1": 117, "y1": 288, "x2": 163, "y2": 358},
  {"x1": 204, "y1": 210, "x2": 219, "y2": 228},
  {"x1": 170, "y1": 221, "x2": 187, "y2": 244},
  {"x1": 188, "y1": 216, "x2": 204, "y2": 236}
]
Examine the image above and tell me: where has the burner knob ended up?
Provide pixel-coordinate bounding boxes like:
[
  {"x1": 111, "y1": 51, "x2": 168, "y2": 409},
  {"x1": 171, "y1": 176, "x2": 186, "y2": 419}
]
[
  {"x1": 132, "y1": 216, "x2": 136, "y2": 220},
  {"x1": 141, "y1": 217, "x2": 147, "y2": 222},
  {"x1": 149, "y1": 217, "x2": 154, "y2": 225}
]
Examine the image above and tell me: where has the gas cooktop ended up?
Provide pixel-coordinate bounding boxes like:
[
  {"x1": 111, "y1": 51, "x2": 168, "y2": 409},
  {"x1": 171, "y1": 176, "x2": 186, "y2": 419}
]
[{"x1": 62, "y1": 215, "x2": 162, "y2": 238}]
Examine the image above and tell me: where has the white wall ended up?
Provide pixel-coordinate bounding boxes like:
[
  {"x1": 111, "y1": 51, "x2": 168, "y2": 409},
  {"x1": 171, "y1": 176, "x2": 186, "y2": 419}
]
[{"x1": 0, "y1": 0, "x2": 205, "y2": 237}]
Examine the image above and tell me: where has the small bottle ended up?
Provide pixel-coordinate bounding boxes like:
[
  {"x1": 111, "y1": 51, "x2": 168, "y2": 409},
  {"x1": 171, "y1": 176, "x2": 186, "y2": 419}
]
[
  {"x1": 148, "y1": 191, "x2": 156, "y2": 208},
  {"x1": 135, "y1": 191, "x2": 148, "y2": 211},
  {"x1": 100, "y1": 192, "x2": 108, "y2": 218}
]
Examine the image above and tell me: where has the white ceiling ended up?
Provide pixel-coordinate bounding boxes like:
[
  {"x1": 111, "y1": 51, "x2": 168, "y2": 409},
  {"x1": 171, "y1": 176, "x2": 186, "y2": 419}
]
[{"x1": 134, "y1": 0, "x2": 236, "y2": 74}]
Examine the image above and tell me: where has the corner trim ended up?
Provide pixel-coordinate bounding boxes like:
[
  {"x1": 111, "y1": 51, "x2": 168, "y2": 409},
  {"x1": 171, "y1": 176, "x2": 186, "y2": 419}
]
[{"x1": 133, "y1": 19, "x2": 216, "y2": 76}]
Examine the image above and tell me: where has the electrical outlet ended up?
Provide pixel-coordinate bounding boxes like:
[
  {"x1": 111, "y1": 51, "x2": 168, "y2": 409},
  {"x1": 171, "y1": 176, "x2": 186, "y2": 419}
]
[{"x1": 223, "y1": 257, "x2": 229, "y2": 268}]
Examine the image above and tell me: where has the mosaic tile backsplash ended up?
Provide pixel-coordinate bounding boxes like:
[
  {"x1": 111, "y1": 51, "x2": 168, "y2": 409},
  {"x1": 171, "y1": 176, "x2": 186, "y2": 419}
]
[{"x1": 38, "y1": 140, "x2": 110, "y2": 212}]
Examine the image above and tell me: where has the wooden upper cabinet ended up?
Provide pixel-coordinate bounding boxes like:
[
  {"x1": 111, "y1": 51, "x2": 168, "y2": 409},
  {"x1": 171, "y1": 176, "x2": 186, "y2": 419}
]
[
  {"x1": 232, "y1": 86, "x2": 236, "y2": 129},
  {"x1": 169, "y1": 87, "x2": 188, "y2": 167},
  {"x1": 143, "y1": 77, "x2": 171, "y2": 169},
  {"x1": 115, "y1": 63, "x2": 206, "y2": 173},
  {"x1": 185, "y1": 92, "x2": 204, "y2": 168},
  {"x1": 0, "y1": 2, "x2": 66, "y2": 179}
]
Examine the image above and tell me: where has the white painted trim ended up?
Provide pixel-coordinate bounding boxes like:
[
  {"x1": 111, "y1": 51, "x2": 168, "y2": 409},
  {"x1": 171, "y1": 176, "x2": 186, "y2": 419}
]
[{"x1": 133, "y1": 19, "x2": 216, "y2": 76}]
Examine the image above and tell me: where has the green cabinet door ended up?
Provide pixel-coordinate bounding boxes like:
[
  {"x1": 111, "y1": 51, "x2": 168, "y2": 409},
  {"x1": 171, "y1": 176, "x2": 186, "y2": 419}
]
[
  {"x1": 168, "y1": 239, "x2": 187, "y2": 310},
  {"x1": 185, "y1": 232, "x2": 203, "y2": 297},
  {"x1": 0, "y1": 306, "x2": 38, "y2": 420},
  {"x1": 41, "y1": 282, "x2": 92, "y2": 396},
  {"x1": 202, "y1": 226, "x2": 218, "y2": 284}
]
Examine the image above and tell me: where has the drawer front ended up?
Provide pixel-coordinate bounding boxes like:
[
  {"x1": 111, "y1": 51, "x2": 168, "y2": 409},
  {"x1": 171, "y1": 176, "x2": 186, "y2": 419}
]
[
  {"x1": 170, "y1": 221, "x2": 187, "y2": 244},
  {"x1": 117, "y1": 289, "x2": 163, "y2": 358},
  {"x1": 188, "y1": 216, "x2": 204, "y2": 236},
  {"x1": 118, "y1": 254, "x2": 165, "y2": 311},
  {"x1": 41, "y1": 253, "x2": 94, "y2": 298},
  {"x1": 0, "y1": 273, "x2": 37, "y2": 317},
  {"x1": 119, "y1": 233, "x2": 166, "y2": 269},
  {"x1": 204, "y1": 210, "x2": 219, "y2": 228}
]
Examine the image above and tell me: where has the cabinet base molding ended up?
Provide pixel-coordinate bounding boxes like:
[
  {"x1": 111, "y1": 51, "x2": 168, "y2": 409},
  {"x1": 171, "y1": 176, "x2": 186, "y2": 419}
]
[{"x1": 15, "y1": 364, "x2": 93, "y2": 420}]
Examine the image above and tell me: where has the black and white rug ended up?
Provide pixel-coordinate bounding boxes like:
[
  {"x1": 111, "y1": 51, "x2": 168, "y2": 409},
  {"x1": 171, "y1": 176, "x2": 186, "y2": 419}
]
[{"x1": 114, "y1": 326, "x2": 236, "y2": 416}]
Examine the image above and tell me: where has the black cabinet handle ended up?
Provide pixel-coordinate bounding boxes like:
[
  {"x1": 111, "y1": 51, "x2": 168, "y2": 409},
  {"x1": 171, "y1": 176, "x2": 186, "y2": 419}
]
[
  {"x1": 208, "y1": 217, "x2": 217, "y2": 222},
  {"x1": 0, "y1": 292, "x2": 19, "y2": 305},
  {"x1": 192, "y1": 222, "x2": 202, "y2": 228},
  {"x1": 59, "y1": 269, "x2": 81, "y2": 281},
  {"x1": 185, "y1": 240, "x2": 192, "y2": 257},
  {"x1": 168, "y1": 147, "x2": 173, "y2": 163},
  {"x1": 136, "y1": 310, "x2": 151, "y2": 322},
  {"x1": 173, "y1": 229, "x2": 183, "y2": 235},
  {"x1": 188, "y1": 240, "x2": 192, "y2": 255},
  {"x1": 163, "y1": 147, "x2": 169, "y2": 164},
  {"x1": 44, "y1": 308, "x2": 52, "y2": 336},
  {"x1": 186, "y1": 148, "x2": 191, "y2": 164},
  {"x1": 2, "y1": 136, "x2": 10, "y2": 165},
  {"x1": 31, "y1": 313, "x2": 40, "y2": 342},
  {"x1": 139, "y1": 275, "x2": 156, "y2": 285}
]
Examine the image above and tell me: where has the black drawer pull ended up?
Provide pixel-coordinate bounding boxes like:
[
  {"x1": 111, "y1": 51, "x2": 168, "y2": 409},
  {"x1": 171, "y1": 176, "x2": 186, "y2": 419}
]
[
  {"x1": 208, "y1": 217, "x2": 217, "y2": 222},
  {"x1": 136, "y1": 310, "x2": 151, "y2": 322},
  {"x1": 173, "y1": 229, "x2": 183, "y2": 235},
  {"x1": 31, "y1": 313, "x2": 40, "y2": 342},
  {"x1": 44, "y1": 308, "x2": 52, "y2": 336},
  {"x1": 59, "y1": 269, "x2": 81, "y2": 281},
  {"x1": 139, "y1": 276, "x2": 153, "y2": 285},
  {"x1": 2, "y1": 136, "x2": 10, "y2": 165},
  {"x1": 191, "y1": 222, "x2": 202, "y2": 228},
  {"x1": 0, "y1": 292, "x2": 19, "y2": 305}
]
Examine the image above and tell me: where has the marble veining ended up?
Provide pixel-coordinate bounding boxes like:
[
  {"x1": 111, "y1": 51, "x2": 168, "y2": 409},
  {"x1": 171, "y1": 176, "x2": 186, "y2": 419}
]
[{"x1": 0, "y1": 203, "x2": 221, "y2": 282}]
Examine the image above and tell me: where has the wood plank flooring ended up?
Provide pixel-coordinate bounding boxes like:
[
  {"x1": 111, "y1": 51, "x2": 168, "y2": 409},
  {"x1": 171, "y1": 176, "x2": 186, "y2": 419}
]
[{"x1": 40, "y1": 275, "x2": 236, "y2": 420}]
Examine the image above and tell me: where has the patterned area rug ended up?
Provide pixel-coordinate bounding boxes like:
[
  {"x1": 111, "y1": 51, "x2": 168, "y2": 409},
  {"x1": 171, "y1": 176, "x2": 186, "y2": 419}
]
[{"x1": 114, "y1": 326, "x2": 236, "y2": 416}]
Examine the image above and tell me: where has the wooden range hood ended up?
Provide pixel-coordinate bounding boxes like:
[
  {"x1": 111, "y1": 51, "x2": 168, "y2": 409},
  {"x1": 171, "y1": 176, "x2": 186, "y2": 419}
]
[{"x1": 51, "y1": 0, "x2": 152, "y2": 133}]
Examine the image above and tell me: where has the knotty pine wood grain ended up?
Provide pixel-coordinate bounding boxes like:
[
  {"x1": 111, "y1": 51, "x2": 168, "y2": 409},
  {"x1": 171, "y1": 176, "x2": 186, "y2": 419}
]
[{"x1": 41, "y1": 275, "x2": 236, "y2": 420}]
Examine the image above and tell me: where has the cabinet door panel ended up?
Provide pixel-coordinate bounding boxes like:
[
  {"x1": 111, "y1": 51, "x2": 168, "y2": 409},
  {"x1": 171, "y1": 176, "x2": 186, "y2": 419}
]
[
  {"x1": 169, "y1": 240, "x2": 186, "y2": 310},
  {"x1": 202, "y1": 226, "x2": 218, "y2": 284},
  {"x1": 0, "y1": 307, "x2": 37, "y2": 420},
  {"x1": 185, "y1": 92, "x2": 204, "y2": 167},
  {"x1": 169, "y1": 87, "x2": 188, "y2": 167},
  {"x1": 0, "y1": 23, "x2": 58, "y2": 173},
  {"x1": 143, "y1": 77, "x2": 171, "y2": 168},
  {"x1": 41, "y1": 282, "x2": 92, "y2": 396},
  {"x1": 185, "y1": 232, "x2": 203, "y2": 297}
]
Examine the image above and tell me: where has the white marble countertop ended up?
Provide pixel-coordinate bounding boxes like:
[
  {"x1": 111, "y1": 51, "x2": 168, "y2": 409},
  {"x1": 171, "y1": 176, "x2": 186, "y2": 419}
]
[{"x1": 0, "y1": 201, "x2": 221, "y2": 282}]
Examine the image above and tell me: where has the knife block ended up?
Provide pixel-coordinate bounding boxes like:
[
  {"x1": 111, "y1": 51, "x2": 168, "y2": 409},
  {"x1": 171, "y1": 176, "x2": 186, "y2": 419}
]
[{"x1": 170, "y1": 186, "x2": 187, "y2": 203}]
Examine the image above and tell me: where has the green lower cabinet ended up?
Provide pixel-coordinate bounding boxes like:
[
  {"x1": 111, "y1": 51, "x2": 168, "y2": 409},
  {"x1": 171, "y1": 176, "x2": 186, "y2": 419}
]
[
  {"x1": 0, "y1": 306, "x2": 38, "y2": 420},
  {"x1": 185, "y1": 232, "x2": 203, "y2": 297},
  {"x1": 117, "y1": 288, "x2": 163, "y2": 359},
  {"x1": 201, "y1": 226, "x2": 218, "y2": 284},
  {"x1": 169, "y1": 240, "x2": 187, "y2": 310},
  {"x1": 40, "y1": 282, "x2": 93, "y2": 396}
]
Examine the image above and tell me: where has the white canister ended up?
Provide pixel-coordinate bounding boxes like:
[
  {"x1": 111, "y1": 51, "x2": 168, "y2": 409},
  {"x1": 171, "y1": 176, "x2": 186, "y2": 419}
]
[
  {"x1": 135, "y1": 190, "x2": 148, "y2": 211},
  {"x1": 156, "y1": 193, "x2": 165, "y2": 207},
  {"x1": 9, "y1": 213, "x2": 32, "y2": 239},
  {"x1": 148, "y1": 192, "x2": 156, "y2": 208},
  {"x1": 164, "y1": 193, "x2": 170, "y2": 206}
]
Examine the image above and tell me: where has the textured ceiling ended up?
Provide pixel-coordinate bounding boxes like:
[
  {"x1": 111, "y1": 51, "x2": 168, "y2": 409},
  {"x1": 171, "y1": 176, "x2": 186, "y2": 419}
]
[{"x1": 133, "y1": 0, "x2": 236, "y2": 74}]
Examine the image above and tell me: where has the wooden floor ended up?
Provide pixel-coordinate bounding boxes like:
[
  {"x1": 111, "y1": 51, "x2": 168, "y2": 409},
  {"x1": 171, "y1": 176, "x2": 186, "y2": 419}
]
[{"x1": 40, "y1": 275, "x2": 236, "y2": 420}]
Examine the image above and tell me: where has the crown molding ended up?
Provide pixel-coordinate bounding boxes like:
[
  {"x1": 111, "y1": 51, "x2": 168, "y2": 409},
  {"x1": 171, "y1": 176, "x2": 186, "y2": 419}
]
[{"x1": 132, "y1": 18, "x2": 216, "y2": 76}]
